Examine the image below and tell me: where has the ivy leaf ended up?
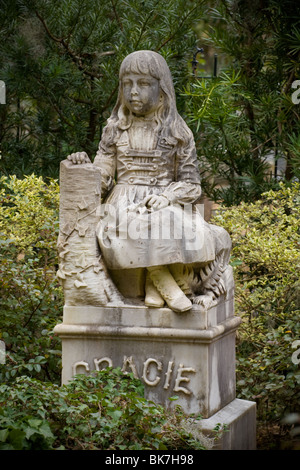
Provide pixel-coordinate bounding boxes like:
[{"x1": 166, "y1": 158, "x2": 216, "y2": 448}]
[{"x1": 0, "y1": 429, "x2": 9, "y2": 442}]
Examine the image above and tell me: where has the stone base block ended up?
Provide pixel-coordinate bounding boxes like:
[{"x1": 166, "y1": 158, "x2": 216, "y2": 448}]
[
  {"x1": 54, "y1": 298, "x2": 241, "y2": 419},
  {"x1": 199, "y1": 398, "x2": 257, "y2": 450}
]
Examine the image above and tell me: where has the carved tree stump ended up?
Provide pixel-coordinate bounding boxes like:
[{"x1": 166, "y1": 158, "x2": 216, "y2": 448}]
[{"x1": 57, "y1": 160, "x2": 124, "y2": 306}]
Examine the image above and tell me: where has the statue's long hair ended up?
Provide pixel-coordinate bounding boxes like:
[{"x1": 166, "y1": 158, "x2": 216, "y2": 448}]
[{"x1": 100, "y1": 50, "x2": 193, "y2": 155}]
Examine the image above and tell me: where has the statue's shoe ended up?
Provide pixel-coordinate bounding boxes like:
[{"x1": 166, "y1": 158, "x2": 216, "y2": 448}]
[
  {"x1": 165, "y1": 291, "x2": 192, "y2": 313},
  {"x1": 145, "y1": 273, "x2": 165, "y2": 308}
]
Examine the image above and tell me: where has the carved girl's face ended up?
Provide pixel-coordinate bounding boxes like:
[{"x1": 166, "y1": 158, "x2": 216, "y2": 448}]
[{"x1": 121, "y1": 73, "x2": 161, "y2": 117}]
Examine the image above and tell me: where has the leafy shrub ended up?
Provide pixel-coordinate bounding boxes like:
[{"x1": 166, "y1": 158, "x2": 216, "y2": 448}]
[
  {"x1": 212, "y1": 182, "x2": 300, "y2": 425},
  {"x1": 184, "y1": 71, "x2": 282, "y2": 206},
  {"x1": 0, "y1": 174, "x2": 62, "y2": 384},
  {"x1": 0, "y1": 368, "x2": 209, "y2": 450}
]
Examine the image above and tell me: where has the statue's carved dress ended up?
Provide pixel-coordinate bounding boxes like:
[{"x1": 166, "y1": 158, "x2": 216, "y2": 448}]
[
  {"x1": 94, "y1": 115, "x2": 232, "y2": 311},
  {"x1": 95, "y1": 116, "x2": 228, "y2": 269}
]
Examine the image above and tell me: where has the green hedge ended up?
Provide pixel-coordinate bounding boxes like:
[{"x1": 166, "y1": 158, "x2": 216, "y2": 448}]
[
  {"x1": 0, "y1": 368, "x2": 210, "y2": 450},
  {"x1": 213, "y1": 182, "x2": 300, "y2": 425},
  {"x1": 0, "y1": 174, "x2": 62, "y2": 383}
]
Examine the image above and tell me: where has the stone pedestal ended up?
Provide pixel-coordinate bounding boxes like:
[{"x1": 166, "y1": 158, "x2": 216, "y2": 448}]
[
  {"x1": 54, "y1": 295, "x2": 256, "y2": 448},
  {"x1": 199, "y1": 398, "x2": 256, "y2": 450}
]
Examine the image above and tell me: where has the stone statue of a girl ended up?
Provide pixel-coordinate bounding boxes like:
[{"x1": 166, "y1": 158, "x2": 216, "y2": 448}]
[{"x1": 67, "y1": 50, "x2": 232, "y2": 313}]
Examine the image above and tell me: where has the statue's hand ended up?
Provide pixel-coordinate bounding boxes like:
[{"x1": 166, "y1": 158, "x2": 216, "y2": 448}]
[
  {"x1": 142, "y1": 194, "x2": 170, "y2": 211},
  {"x1": 67, "y1": 151, "x2": 91, "y2": 164}
]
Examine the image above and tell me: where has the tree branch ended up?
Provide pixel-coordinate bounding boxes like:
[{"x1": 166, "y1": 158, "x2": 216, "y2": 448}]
[
  {"x1": 35, "y1": 10, "x2": 104, "y2": 79},
  {"x1": 156, "y1": 5, "x2": 198, "y2": 51},
  {"x1": 219, "y1": 0, "x2": 245, "y2": 30},
  {"x1": 110, "y1": 0, "x2": 123, "y2": 31},
  {"x1": 134, "y1": 0, "x2": 161, "y2": 49}
]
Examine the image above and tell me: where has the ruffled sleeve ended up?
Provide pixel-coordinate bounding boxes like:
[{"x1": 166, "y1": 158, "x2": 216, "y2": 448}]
[
  {"x1": 162, "y1": 181, "x2": 201, "y2": 205},
  {"x1": 162, "y1": 136, "x2": 201, "y2": 204}
]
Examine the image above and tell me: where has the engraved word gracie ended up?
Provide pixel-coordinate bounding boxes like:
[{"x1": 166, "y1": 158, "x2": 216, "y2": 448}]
[{"x1": 73, "y1": 355, "x2": 196, "y2": 395}]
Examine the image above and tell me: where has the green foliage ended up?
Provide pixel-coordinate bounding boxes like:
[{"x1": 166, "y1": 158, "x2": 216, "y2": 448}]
[
  {"x1": 0, "y1": 174, "x2": 62, "y2": 384},
  {"x1": 185, "y1": 70, "x2": 281, "y2": 205},
  {"x1": 0, "y1": 0, "x2": 202, "y2": 178},
  {"x1": 184, "y1": 0, "x2": 300, "y2": 204},
  {"x1": 212, "y1": 182, "x2": 300, "y2": 423},
  {"x1": 0, "y1": 368, "x2": 208, "y2": 450}
]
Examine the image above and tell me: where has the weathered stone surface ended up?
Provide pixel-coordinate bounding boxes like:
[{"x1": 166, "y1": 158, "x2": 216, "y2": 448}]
[
  {"x1": 57, "y1": 160, "x2": 124, "y2": 307},
  {"x1": 198, "y1": 398, "x2": 257, "y2": 450},
  {"x1": 54, "y1": 298, "x2": 241, "y2": 419}
]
